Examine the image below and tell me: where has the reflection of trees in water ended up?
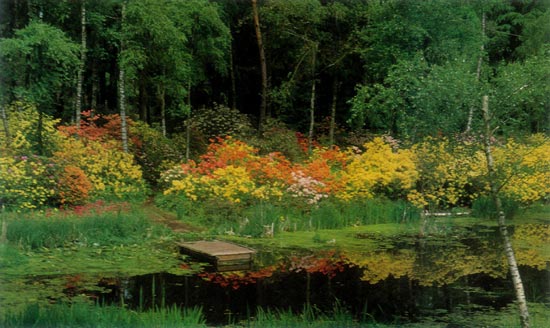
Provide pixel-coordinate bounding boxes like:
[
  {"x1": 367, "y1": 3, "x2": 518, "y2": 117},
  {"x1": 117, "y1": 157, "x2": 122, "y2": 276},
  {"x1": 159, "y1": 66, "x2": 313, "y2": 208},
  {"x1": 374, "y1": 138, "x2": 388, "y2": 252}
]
[
  {"x1": 513, "y1": 224, "x2": 550, "y2": 270},
  {"x1": 347, "y1": 234, "x2": 510, "y2": 286},
  {"x1": 345, "y1": 223, "x2": 550, "y2": 288}
]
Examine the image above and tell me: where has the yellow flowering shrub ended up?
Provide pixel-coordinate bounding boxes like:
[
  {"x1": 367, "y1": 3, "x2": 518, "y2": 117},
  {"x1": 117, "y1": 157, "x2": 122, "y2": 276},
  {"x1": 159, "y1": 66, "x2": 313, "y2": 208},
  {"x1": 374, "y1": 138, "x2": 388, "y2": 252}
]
[
  {"x1": 55, "y1": 137, "x2": 146, "y2": 199},
  {"x1": 0, "y1": 155, "x2": 57, "y2": 209},
  {"x1": 162, "y1": 138, "x2": 285, "y2": 203},
  {"x1": 493, "y1": 135, "x2": 550, "y2": 203},
  {"x1": 0, "y1": 101, "x2": 63, "y2": 155},
  {"x1": 208, "y1": 165, "x2": 255, "y2": 203},
  {"x1": 336, "y1": 137, "x2": 417, "y2": 201},
  {"x1": 409, "y1": 137, "x2": 486, "y2": 209}
]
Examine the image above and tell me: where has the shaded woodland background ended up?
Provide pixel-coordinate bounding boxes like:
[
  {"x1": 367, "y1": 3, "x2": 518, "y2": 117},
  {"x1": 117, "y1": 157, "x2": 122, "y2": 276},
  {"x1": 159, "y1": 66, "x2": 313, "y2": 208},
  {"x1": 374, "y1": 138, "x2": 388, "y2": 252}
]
[{"x1": 1, "y1": 0, "x2": 548, "y2": 149}]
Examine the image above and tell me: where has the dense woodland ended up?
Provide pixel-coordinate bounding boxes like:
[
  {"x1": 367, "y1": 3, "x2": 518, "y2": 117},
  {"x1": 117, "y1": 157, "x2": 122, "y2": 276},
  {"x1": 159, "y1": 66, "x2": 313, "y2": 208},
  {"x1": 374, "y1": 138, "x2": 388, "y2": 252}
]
[{"x1": 1, "y1": 0, "x2": 549, "y2": 145}]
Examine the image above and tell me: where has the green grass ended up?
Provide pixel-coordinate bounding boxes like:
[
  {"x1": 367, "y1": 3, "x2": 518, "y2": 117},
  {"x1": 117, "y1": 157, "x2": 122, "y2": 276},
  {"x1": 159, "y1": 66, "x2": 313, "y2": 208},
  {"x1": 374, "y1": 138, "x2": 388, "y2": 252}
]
[
  {"x1": 1, "y1": 301, "x2": 206, "y2": 328},
  {"x1": 3, "y1": 208, "x2": 159, "y2": 250}
]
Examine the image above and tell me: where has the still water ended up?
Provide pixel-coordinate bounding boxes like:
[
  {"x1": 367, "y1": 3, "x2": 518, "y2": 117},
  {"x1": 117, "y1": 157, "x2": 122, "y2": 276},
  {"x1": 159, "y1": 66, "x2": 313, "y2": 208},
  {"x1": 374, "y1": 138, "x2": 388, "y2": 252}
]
[{"x1": 97, "y1": 223, "x2": 550, "y2": 326}]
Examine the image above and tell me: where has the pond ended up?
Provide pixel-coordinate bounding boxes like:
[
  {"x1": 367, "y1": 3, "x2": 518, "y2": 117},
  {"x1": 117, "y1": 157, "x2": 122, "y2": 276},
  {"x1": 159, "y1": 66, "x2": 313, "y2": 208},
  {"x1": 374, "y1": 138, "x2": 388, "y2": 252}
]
[{"x1": 92, "y1": 223, "x2": 550, "y2": 326}]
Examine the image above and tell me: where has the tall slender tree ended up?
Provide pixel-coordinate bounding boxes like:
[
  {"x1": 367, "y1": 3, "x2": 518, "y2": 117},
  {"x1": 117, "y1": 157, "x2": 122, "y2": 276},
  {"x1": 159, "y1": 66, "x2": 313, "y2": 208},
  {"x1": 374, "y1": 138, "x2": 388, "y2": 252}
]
[
  {"x1": 119, "y1": 1, "x2": 128, "y2": 153},
  {"x1": 75, "y1": 0, "x2": 87, "y2": 130},
  {"x1": 481, "y1": 95, "x2": 530, "y2": 328},
  {"x1": 251, "y1": 0, "x2": 267, "y2": 131}
]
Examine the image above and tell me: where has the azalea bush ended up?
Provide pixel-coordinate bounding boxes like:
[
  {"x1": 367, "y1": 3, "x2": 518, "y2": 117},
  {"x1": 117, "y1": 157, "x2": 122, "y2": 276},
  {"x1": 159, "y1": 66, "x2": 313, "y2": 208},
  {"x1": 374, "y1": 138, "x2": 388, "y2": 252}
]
[
  {"x1": 493, "y1": 134, "x2": 550, "y2": 204},
  {"x1": 336, "y1": 137, "x2": 417, "y2": 201},
  {"x1": 161, "y1": 134, "x2": 549, "y2": 233},
  {"x1": 0, "y1": 101, "x2": 63, "y2": 156},
  {"x1": 0, "y1": 105, "x2": 148, "y2": 209},
  {"x1": 0, "y1": 155, "x2": 58, "y2": 210},
  {"x1": 54, "y1": 137, "x2": 146, "y2": 201},
  {"x1": 409, "y1": 134, "x2": 550, "y2": 210},
  {"x1": 408, "y1": 137, "x2": 486, "y2": 209}
]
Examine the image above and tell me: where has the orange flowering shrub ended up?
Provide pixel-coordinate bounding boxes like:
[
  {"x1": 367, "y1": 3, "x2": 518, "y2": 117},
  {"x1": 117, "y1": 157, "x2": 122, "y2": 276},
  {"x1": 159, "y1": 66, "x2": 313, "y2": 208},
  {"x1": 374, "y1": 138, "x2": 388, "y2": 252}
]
[
  {"x1": 163, "y1": 137, "x2": 284, "y2": 203},
  {"x1": 57, "y1": 165, "x2": 92, "y2": 206},
  {"x1": 57, "y1": 110, "x2": 132, "y2": 146}
]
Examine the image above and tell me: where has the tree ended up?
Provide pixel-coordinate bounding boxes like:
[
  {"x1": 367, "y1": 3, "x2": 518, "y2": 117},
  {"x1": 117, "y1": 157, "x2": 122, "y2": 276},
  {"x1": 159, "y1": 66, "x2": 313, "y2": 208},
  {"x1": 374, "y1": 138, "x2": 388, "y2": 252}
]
[
  {"x1": 119, "y1": 1, "x2": 128, "y2": 153},
  {"x1": 481, "y1": 95, "x2": 530, "y2": 328},
  {"x1": 0, "y1": 21, "x2": 79, "y2": 154},
  {"x1": 75, "y1": 0, "x2": 87, "y2": 130},
  {"x1": 251, "y1": 0, "x2": 267, "y2": 131}
]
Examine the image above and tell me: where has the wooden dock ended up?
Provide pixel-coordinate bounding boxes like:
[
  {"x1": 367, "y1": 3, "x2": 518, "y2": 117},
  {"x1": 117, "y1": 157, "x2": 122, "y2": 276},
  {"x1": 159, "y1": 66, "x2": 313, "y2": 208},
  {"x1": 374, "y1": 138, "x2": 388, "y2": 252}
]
[{"x1": 179, "y1": 240, "x2": 256, "y2": 272}]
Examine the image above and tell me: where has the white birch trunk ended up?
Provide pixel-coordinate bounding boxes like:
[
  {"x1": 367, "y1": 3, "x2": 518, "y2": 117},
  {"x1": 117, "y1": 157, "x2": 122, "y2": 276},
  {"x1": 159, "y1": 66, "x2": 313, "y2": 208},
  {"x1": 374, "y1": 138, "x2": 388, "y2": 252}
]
[
  {"x1": 76, "y1": 1, "x2": 86, "y2": 130},
  {"x1": 119, "y1": 2, "x2": 128, "y2": 153},
  {"x1": 1, "y1": 105, "x2": 9, "y2": 146},
  {"x1": 466, "y1": 12, "x2": 485, "y2": 133},
  {"x1": 481, "y1": 95, "x2": 530, "y2": 328},
  {"x1": 307, "y1": 44, "x2": 317, "y2": 154}
]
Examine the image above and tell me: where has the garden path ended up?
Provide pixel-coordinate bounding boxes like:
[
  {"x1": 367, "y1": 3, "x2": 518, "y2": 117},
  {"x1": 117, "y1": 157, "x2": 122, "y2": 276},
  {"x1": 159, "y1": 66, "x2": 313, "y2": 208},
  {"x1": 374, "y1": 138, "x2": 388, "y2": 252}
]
[{"x1": 142, "y1": 201, "x2": 201, "y2": 233}]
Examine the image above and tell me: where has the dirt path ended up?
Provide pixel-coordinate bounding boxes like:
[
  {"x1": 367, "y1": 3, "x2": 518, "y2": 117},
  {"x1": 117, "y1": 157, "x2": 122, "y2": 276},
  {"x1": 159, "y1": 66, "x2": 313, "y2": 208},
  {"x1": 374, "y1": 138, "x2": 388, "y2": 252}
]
[{"x1": 142, "y1": 202, "x2": 201, "y2": 234}]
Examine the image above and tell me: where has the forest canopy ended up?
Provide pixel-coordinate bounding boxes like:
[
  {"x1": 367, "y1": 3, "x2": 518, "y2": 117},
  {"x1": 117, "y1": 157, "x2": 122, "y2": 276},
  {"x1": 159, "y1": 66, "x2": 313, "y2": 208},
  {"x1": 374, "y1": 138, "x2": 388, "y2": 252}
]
[{"x1": 1, "y1": 0, "x2": 548, "y2": 143}]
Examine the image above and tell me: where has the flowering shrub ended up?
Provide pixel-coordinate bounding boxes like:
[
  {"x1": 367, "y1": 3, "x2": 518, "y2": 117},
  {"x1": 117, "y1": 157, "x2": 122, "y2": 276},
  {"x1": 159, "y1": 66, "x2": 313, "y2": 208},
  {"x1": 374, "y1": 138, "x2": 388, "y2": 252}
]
[
  {"x1": 57, "y1": 165, "x2": 92, "y2": 206},
  {"x1": 0, "y1": 155, "x2": 57, "y2": 209},
  {"x1": 408, "y1": 137, "x2": 485, "y2": 209},
  {"x1": 55, "y1": 137, "x2": 146, "y2": 200},
  {"x1": 336, "y1": 137, "x2": 417, "y2": 201},
  {"x1": 0, "y1": 101, "x2": 62, "y2": 156},
  {"x1": 57, "y1": 110, "x2": 131, "y2": 145},
  {"x1": 409, "y1": 135, "x2": 550, "y2": 208},
  {"x1": 162, "y1": 134, "x2": 549, "y2": 218},
  {"x1": 493, "y1": 135, "x2": 550, "y2": 203},
  {"x1": 286, "y1": 171, "x2": 328, "y2": 205}
]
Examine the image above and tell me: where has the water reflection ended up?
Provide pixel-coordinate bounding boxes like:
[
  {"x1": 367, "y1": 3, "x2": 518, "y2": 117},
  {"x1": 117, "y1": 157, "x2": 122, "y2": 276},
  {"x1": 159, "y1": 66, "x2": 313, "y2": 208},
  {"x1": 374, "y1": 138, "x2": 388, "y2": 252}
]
[{"x1": 96, "y1": 224, "x2": 550, "y2": 325}]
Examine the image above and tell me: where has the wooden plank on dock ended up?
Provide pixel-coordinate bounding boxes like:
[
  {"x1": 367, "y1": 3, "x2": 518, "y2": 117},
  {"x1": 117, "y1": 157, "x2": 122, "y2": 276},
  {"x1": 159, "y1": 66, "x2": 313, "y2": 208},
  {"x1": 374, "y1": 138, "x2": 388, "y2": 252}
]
[{"x1": 179, "y1": 240, "x2": 256, "y2": 272}]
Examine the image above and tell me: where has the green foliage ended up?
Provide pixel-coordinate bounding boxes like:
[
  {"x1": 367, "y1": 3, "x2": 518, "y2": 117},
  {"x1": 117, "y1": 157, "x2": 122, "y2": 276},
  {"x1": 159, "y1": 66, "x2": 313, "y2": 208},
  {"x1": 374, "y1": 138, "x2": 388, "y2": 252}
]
[
  {"x1": 246, "y1": 304, "x2": 359, "y2": 328},
  {"x1": 492, "y1": 52, "x2": 550, "y2": 134},
  {"x1": 0, "y1": 301, "x2": 206, "y2": 328},
  {"x1": 130, "y1": 121, "x2": 185, "y2": 186},
  {"x1": 250, "y1": 118, "x2": 305, "y2": 162},
  {"x1": 472, "y1": 196, "x2": 521, "y2": 220},
  {"x1": 4, "y1": 209, "x2": 151, "y2": 250},
  {"x1": 0, "y1": 101, "x2": 63, "y2": 156},
  {"x1": 0, "y1": 21, "x2": 79, "y2": 113},
  {"x1": 192, "y1": 103, "x2": 255, "y2": 139}
]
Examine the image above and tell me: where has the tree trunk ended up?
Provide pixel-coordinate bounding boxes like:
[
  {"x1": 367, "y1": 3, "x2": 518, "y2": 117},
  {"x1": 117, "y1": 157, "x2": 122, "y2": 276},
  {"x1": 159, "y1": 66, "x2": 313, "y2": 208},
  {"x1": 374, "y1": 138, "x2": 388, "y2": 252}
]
[
  {"x1": 466, "y1": 11, "x2": 485, "y2": 134},
  {"x1": 481, "y1": 95, "x2": 530, "y2": 328},
  {"x1": 1, "y1": 105, "x2": 10, "y2": 146},
  {"x1": 158, "y1": 82, "x2": 166, "y2": 137},
  {"x1": 329, "y1": 77, "x2": 338, "y2": 148},
  {"x1": 185, "y1": 79, "x2": 191, "y2": 162},
  {"x1": 139, "y1": 77, "x2": 148, "y2": 122},
  {"x1": 307, "y1": 44, "x2": 317, "y2": 154},
  {"x1": 119, "y1": 2, "x2": 128, "y2": 153},
  {"x1": 75, "y1": 1, "x2": 86, "y2": 130},
  {"x1": 251, "y1": 0, "x2": 267, "y2": 132},
  {"x1": 229, "y1": 39, "x2": 237, "y2": 111},
  {"x1": 91, "y1": 63, "x2": 97, "y2": 117}
]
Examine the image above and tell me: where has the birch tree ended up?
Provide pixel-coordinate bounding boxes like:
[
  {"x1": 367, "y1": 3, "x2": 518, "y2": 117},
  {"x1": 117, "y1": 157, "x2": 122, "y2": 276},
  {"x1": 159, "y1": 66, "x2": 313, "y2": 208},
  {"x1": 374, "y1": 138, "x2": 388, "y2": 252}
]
[
  {"x1": 75, "y1": 0, "x2": 87, "y2": 130},
  {"x1": 481, "y1": 95, "x2": 530, "y2": 328}
]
